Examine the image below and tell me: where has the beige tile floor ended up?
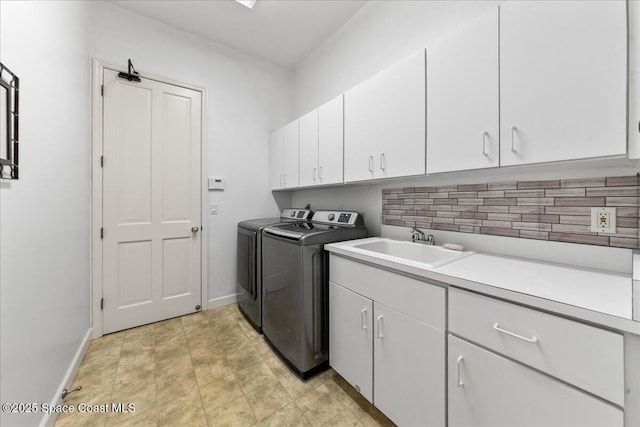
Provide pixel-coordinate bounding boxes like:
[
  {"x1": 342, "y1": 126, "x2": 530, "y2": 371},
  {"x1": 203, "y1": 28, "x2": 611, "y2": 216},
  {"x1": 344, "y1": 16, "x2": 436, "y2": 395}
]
[{"x1": 55, "y1": 304, "x2": 394, "y2": 427}]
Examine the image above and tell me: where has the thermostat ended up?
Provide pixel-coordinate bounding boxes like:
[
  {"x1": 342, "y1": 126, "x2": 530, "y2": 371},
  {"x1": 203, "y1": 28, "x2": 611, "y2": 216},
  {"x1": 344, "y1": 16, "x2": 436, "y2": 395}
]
[{"x1": 208, "y1": 177, "x2": 225, "y2": 191}]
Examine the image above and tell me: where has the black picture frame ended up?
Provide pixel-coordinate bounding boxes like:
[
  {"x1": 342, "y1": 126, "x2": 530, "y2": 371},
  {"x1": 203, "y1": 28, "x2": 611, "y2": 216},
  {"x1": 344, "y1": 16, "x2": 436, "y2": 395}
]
[{"x1": 0, "y1": 62, "x2": 19, "y2": 180}]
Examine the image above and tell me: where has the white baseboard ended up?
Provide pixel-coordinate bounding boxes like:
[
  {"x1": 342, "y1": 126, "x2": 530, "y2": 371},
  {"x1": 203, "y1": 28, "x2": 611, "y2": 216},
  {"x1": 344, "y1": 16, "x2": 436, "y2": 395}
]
[
  {"x1": 207, "y1": 293, "x2": 240, "y2": 310},
  {"x1": 40, "y1": 328, "x2": 92, "y2": 427}
]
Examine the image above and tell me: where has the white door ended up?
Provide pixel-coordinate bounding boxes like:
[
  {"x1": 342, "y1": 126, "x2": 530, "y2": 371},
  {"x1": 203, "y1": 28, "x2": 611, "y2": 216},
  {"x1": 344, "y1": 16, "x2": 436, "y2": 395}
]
[
  {"x1": 373, "y1": 301, "x2": 445, "y2": 427},
  {"x1": 329, "y1": 282, "x2": 373, "y2": 402},
  {"x1": 427, "y1": 8, "x2": 499, "y2": 173},
  {"x1": 298, "y1": 109, "x2": 319, "y2": 187},
  {"x1": 448, "y1": 335, "x2": 623, "y2": 427},
  {"x1": 500, "y1": 1, "x2": 626, "y2": 166},
  {"x1": 318, "y1": 95, "x2": 344, "y2": 185},
  {"x1": 102, "y1": 68, "x2": 202, "y2": 334}
]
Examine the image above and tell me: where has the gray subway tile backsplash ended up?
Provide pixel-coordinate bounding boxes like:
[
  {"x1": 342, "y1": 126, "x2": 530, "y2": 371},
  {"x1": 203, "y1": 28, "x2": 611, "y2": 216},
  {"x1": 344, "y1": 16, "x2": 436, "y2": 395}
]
[{"x1": 381, "y1": 175, "x2": 639, "y2": 249}]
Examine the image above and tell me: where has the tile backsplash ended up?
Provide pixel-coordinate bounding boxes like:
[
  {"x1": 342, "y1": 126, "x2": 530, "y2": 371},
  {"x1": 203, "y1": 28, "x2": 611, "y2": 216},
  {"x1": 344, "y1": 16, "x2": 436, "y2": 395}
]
[{"x1": 382, "y1": 175, "x2": 639, "y2": 249}]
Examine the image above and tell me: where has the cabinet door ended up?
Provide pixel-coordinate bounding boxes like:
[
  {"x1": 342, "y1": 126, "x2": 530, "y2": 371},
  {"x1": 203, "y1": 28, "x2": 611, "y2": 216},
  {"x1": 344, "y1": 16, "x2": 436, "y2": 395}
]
[
  {"x1": 329, "y1": 282, "x2": 373, "y2": 402},
  {"x1": 344, "y1": 49, "x2": 426, "y2": 182},
  {"x1": 427, "y1": 8, "x2": 499, "y2": 173},
  {"x1": 282, "y1": 120, "x2": 299, "y2": 188},
  {"x1": 299, "y1": 109, "x2": 319, "y2": 187},
  {"x1": 269, "y1": 128, "x2": 283, "y2": 190},
  {"x1": 448, "y1": 335, "x2": 623, "y2": 427},
  {"x1": 318, "y1": 95, "x2": 344, "y2": 185},
  {"x1": 374, "y1": 302, "x2": 444, "y2": 427},
  {"x1": 500, "y1": 1, "x2": 626, "y2": 166}
]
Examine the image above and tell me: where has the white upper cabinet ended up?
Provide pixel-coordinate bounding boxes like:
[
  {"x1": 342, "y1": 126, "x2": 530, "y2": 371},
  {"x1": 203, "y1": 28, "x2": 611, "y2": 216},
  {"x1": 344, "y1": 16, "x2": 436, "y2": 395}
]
[
  {"x1": 298, "y1": 109, "x2": 319, "y2": 187},
  {"x1": 344, "y1": 49, "x2": 426, "y2": 182},
  {"x1": 270, "y1": 121, "x2": 299, "y2": 190},
  {"x1": 318, "y1": 95, "x2": 344, "y2": 185},
  {"x1": 500, "y1": 0, "x2": 627, "y2": 166},
  {"x1": 427, "y1": 8, "x2": 499, "y2": 173},
  {"x1": 298, "y1": 94, "x2": 345, "y2": 187},
  {"x1": 269, "y1": 128, "x2": 284, "y2": 190},
  {"x1": 282, "y1": 120, "x2": 299, "y2": 189}
]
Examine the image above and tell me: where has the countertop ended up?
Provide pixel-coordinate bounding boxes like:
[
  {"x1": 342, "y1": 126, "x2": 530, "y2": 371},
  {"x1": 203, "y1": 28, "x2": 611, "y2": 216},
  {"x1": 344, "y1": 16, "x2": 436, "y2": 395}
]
[{"x1": 325, "y1": 237, "x2": 639, "y2": 335}]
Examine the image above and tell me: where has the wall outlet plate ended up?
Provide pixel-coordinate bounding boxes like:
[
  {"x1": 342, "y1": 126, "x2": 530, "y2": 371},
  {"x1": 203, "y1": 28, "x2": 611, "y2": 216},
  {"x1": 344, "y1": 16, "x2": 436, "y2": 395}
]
[{"x1": 590, "y1": 207, "x2": 616, "y2": 233}]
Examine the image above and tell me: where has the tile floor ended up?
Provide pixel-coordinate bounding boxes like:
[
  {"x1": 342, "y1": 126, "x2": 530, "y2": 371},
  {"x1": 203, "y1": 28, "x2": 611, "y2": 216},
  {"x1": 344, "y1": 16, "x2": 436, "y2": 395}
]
[{"x1": 55, "y1": 304, "x2": 394, "y2": 427}]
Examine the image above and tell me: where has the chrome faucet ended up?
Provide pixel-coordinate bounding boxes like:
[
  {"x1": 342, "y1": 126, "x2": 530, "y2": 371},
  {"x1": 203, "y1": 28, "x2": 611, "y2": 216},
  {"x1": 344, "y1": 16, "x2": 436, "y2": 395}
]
[
  {"x1": 411, "y1": 228, "x2": 435, "y2": 245},
  {"x1": 410, "y1": 227, "x2": 425, "y2": 242}
]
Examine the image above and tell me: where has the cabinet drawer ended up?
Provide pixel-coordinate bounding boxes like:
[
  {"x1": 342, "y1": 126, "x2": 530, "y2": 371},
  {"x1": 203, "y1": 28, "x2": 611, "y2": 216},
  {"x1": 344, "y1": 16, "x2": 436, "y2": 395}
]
[
  {"x1": 330, "y1": 256, "x2": 445, "y2": 330},
  {"x1": 449, "y1": 288, "x2": 624, "y2": 406}
]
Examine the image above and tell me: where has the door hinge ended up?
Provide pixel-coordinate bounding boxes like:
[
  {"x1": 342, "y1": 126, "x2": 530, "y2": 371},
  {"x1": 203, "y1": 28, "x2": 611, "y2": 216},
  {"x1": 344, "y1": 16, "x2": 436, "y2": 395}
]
[
  {"x1": 100, "y1": 228, "x2": 104, "y2": 239},
  {"x1": 100, "y1": 155, "x2": 104, "y2": 167},
  {"x1": 100, "y1": 298, "x2": 104, "y2": 310},
  {"x1": 101, "y1": 85, "x2": 104, "y2": 96}
]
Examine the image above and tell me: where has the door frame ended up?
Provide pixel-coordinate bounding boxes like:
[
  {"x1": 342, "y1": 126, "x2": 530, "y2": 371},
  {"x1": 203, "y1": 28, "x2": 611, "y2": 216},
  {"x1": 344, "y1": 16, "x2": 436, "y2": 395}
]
[{"x1": 90, "y1": 58, "x2": 209, "y2": 338}]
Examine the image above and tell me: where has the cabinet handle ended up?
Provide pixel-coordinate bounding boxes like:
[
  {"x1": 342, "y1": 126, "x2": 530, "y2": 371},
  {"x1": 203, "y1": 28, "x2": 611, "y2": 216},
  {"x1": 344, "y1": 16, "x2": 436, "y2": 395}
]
[
  {"x1": 376, "y1": 315, "x2": 383, "y2": 338},
  {"x1": 482, "y1": 131, "x2": 489, "y2": 156},
  {"x1": 379, "y1": 153, "x2": 386, "y2": 171},
  {"x1": 279, "y1": 174, "x2": 283, "y2": 187},
  {"x1": 511, "y1": 126, "x2": 517, "y2": 153},
  {"x1": 283, "y1": 173, "x2": 287, "y2": 187},
  {"x1": 493, "y1": 323, "x2": 538, "y2": 343},
  {"x1": 361, "y1": 308, "x2": 367, "y2": 330},
  {"x1": 319, "y1": 166, "x2": 323, "y2": 181},
  {"x1": 456, "y1": 355, "x2": 464, "y2": 387},
  {"x1": 368, "y1": 155, "x2": 374, "y2": 172},
  {"x1": 312, "y1": 167, "x2": 317, "y2": 182}
]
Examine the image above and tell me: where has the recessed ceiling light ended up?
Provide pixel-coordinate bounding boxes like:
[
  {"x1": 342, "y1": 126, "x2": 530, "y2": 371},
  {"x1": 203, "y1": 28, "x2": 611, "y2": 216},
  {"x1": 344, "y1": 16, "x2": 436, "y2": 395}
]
[{"x1": 235, "y1": 0, "x2": 257, "y2": 9}]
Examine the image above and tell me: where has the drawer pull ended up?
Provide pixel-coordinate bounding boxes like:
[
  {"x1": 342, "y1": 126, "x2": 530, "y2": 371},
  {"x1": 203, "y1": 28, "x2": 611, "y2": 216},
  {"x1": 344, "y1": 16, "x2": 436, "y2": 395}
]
[
  {"x1": 361, "y1": 308, "x2": 367, "y2": 330},
  {"x1": 456, "y1": 355, "x2": 464, "y2": 387},
  {"x1": 493, "y1": 323, "x2": 538, "y2": 343}
]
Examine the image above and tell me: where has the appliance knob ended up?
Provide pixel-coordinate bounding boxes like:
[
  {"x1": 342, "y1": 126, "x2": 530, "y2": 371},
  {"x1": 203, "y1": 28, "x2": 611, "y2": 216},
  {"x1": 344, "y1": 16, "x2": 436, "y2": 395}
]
[
  {"x1": 291, "y1": 211, "x2": 296, "y2": 217},
  {"x1": 328, "y1": 213, "x2": 335, "y2": 221}
]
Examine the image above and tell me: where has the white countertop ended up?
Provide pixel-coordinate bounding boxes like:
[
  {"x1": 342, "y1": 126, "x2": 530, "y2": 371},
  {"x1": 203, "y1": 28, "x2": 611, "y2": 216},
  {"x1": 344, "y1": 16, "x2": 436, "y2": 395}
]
[{"x1": 326, "y1": 237, "x2": 638, "y2": 334}]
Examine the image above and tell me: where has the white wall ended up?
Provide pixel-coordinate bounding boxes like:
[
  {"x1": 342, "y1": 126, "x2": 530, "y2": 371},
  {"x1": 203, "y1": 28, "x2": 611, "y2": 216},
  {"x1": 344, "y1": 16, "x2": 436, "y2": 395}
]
[
  {"x1": 290, "y1": 0, "x2": 640, "y2": 247},
  {"x1": 0, "y1": 2, "x2": 91, "y2": 426},
  {"x1": 88, "y1": 1, "x2": 293, "y2": 304}
]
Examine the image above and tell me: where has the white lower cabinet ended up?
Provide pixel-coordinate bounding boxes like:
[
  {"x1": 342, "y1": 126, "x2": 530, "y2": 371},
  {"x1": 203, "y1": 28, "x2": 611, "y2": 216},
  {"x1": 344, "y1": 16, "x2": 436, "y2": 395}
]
[
  {"x1": 329, "y1": 257, "x2": 445, "y2": 426},
  {"x1": 448, "y1": 335, "x2": 623, "y2": 427},
  {"x1": 374, "y1": 302, "x2": 445, "y2": 427},
  {"x1": 329, "y1": 256, "x2": 626, "y2": 426},
  {"x1": 329, "y1": 282, "x2": 373, "y2": 402}
]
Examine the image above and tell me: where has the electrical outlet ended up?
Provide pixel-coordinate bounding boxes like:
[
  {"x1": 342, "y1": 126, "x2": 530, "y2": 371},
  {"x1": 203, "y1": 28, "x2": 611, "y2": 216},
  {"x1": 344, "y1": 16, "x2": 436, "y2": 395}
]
[{"x1": 591, "y1": 207, "x2": 616, "y2": 233}]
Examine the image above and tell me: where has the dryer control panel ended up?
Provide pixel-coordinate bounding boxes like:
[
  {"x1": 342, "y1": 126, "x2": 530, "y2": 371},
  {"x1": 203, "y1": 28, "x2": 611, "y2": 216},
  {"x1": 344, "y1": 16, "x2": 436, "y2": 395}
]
[
  {"x1": 311, "y1": 211, "x2": 363, "y2": 226},
  {"x1": 281, "y1": 209, "x2": 312, "y2": 220}
]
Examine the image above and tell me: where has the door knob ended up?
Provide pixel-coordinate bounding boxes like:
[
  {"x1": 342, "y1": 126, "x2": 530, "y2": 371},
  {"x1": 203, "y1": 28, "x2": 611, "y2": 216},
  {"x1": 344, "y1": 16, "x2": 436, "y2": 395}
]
[{"x1": 191, "y1": 226, "x2": 199, "y2": 233}]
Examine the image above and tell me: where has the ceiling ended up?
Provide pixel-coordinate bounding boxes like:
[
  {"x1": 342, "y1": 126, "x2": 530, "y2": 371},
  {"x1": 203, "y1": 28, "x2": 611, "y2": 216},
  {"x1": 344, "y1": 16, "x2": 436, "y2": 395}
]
[{"x1": 109, "y1": 0, "x2": 368, "y2": 69}]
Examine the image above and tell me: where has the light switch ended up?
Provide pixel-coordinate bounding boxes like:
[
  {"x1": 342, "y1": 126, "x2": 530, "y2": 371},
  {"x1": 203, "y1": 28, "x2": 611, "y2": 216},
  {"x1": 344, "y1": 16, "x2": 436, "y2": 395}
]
[
  {"x1": 590, "y1": 207, "x2": 616, "y2": 233},
  {"x1": 209, "y1": 204, "x2": 219, "y2": 215}
]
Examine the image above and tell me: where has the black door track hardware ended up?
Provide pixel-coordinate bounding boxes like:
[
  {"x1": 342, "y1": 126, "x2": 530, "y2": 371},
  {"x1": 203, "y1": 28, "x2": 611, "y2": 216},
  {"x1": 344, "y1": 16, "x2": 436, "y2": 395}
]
[{"x1": 117, "y1": 59, "x2": 141, "y2": 82}]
